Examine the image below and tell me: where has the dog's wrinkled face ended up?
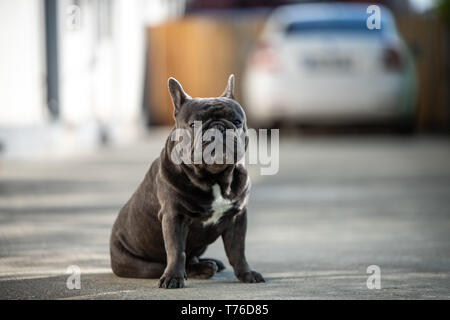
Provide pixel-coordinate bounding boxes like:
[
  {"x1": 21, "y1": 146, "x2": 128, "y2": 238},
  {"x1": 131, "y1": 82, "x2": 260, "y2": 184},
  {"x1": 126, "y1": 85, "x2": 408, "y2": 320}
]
[{"x1": 168, "y1": 75, "x2": 248, "y2": 172}]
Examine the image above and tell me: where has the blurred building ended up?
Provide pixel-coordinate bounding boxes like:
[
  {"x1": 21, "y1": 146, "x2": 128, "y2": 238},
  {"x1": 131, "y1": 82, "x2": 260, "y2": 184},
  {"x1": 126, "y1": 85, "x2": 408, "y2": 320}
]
[
  {"x1": 0, "y1": 0, "x2": 184, "y2": 158},
  {"x1": 1, "y1": 0, "x2": 448, "y2": 160}
]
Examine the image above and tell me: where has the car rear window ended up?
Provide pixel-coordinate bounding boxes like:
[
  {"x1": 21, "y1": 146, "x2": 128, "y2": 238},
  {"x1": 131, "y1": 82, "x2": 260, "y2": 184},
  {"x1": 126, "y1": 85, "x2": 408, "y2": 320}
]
[{"x1": 286, "y1": 19, "x2": 384, "y2": 35}]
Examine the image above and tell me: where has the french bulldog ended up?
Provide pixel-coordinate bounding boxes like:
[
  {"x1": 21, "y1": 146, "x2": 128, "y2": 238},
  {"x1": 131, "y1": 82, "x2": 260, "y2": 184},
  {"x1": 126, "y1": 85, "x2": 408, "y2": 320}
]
[{"x1": 110, "y1": 75, "x2": 264, "y2": 288}]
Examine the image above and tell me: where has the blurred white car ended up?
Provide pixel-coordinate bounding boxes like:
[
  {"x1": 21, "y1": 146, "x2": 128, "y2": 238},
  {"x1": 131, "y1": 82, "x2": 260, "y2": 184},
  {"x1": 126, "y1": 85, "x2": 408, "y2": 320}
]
[{"x1": 243, "y1": 3, "x2": 417, "y2": 128}]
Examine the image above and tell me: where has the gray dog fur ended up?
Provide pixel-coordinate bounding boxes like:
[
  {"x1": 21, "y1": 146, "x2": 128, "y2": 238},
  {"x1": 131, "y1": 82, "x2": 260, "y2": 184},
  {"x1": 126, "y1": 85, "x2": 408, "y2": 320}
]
[{"x1": 109, "y1": 75, "x2": 264, "y2": 288}]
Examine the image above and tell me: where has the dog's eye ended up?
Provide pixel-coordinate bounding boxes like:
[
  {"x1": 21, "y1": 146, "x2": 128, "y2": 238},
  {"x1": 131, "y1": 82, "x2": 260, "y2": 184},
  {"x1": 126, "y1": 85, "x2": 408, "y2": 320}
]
[{"x1": 233, "y1": 119, "x2": 242, "y2": 127}]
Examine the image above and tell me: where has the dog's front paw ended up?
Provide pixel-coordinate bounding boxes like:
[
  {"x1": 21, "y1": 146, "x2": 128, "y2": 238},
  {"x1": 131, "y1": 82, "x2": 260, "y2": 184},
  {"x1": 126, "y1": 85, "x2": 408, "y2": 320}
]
[
  {"x1": 158, "y1": 271, "x2": 187, "y2": 289},
  {"x1": 237, "y1": 270, "x2": 265, "y2": 283}
]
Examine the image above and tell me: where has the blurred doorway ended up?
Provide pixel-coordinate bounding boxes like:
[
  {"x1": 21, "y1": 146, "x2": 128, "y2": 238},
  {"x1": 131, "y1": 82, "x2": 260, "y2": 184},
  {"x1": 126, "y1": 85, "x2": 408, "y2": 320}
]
[{"x1": 44, "y1": 0, "x2": 60, "y2": 120}]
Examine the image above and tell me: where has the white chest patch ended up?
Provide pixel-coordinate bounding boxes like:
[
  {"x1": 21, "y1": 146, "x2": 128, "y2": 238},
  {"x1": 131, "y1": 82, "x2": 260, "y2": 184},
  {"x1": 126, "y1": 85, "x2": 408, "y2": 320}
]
[{"x1": 203, "y1": 184, "x2": 232, "y2": 226}]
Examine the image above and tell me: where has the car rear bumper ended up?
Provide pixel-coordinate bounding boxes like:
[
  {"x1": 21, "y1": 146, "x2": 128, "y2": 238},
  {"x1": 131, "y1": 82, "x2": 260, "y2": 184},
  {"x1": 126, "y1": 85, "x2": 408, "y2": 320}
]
[{"x1": 244, "y1": 71, "x2": 416, "y2": 125}]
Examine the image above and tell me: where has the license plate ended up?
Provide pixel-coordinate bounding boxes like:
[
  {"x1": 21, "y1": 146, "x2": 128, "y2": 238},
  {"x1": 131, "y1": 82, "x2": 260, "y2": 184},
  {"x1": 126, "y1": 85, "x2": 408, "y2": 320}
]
[{"x1": 303, "y1": 57, "x2": 353, "y2": 71}]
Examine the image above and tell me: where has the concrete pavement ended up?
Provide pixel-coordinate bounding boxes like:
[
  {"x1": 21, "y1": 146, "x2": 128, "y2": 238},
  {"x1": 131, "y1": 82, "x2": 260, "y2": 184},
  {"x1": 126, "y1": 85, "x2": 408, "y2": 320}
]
[{"x1": 1, "y1": 131, "x2": 450, "y2": 299}]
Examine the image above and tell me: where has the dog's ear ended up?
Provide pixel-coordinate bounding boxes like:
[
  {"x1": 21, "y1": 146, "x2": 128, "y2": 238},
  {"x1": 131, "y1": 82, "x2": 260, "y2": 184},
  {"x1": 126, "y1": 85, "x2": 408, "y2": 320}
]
[
  {"x1": 168, "y1": 77, "x2": 190, "y2": 117},
  {"x1": 220, "y1": 74, "x2": 235, "y2": 99}
]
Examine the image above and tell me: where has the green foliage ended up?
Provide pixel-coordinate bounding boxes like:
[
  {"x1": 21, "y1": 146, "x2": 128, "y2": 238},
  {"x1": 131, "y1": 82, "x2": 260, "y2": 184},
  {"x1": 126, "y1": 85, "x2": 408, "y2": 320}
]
[{"x1": 436, "y1": 0, "x2": 450, "y2": 22}]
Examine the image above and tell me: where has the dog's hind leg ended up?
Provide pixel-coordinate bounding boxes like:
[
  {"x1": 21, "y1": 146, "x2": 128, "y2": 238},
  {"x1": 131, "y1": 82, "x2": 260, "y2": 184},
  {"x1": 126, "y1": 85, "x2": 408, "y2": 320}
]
[
  {"x1": 110, "y1": 239, "x2": 165, "y2": 279},
  {"x1": 198, "y1": 258, "x2": 226, "y2": 272},
  {"x1": 186, "y1": 257, "x2": 218, "y2": 279}
]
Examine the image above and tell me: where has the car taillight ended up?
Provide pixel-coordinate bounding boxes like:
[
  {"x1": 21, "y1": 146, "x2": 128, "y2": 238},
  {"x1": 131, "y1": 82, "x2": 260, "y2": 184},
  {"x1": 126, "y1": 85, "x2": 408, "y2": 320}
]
[
  {"x1": 249, "y1": 41, "x2": 279, "y2": 72},
  {"x1": 383, "y1": 47, "x2": 404, "y2": 72}
]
